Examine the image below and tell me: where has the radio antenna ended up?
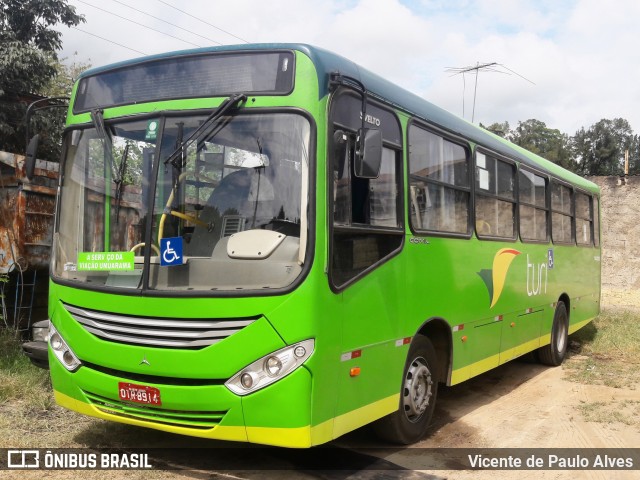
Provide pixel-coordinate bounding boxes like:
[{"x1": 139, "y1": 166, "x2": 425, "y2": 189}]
[{"x1": 446, "y1": 62, "x2": 535, "y2": 122}]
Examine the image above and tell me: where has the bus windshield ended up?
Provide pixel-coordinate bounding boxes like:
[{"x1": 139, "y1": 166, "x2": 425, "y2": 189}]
[{"x1": 53, "y1": 112, "x2": 310, "y2": 292}]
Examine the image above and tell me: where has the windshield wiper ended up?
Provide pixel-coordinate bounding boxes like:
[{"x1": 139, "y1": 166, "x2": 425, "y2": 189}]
[
  {"x1": 114, "y1": 143, "x2": 129, "y2": 224},
  {"x1": 90, "y1": 108, "x2": 120, "y2": 182},
  {"x1": 90, "y1": 108, "x2": 108, "y2": 142},
  {"x1": 91, "y1": 108, "x2": 131, "y2": 224},
  {"x1": 163, "y1": 93, "x2": 247, "y2": 168}
]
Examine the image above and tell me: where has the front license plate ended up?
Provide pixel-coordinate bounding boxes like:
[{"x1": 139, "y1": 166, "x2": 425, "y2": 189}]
[{"x1": 118, "y1": 382, "x2": 162, "y2": 406}]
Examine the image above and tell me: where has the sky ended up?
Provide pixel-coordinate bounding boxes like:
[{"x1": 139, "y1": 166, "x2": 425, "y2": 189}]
[{"x1": 55, "y1": 0, "x2": 640, "y2": 136}]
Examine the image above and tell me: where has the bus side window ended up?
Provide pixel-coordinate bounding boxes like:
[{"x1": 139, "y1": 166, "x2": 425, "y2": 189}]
[
  {"x1": 551, "y1": 181, "x2": 574, "y2": 244},
  {"x1": 408, "y1": 124, "x2": 470, "y2": 235},
  {"x1": 575, "y1": 191, "x2": 593, "y2": 246},
  {"x1": 475, "y1": 151, "x2": 516, "y2": 239},
  {"x1": 330, "y1": 128, "x2": 403, "y2": 288},
  {"x1": 519, "y1": 169, "x2": 549, "y2": 242},
  {"x1": 593, "y1": 195, "x2": 600, "y2": 247}
]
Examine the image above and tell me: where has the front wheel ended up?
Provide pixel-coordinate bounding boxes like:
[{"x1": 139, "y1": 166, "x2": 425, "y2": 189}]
[
  {"x1": 538, "y1": 301, "x2": 569, "y2": 366},
  {"x1": 373, "y1": 335, "x2": 438, "y2": 444}
]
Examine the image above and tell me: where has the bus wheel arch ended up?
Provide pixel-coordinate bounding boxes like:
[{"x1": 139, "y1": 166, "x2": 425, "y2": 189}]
[
  {"x1": 558, "y1": 293, "x2": 571, "y2": 316},
  {"x1": 538, "y1": 296, "x2": 570, "y2": 366},
  {"x1": 417, "y1": 317, "x2": 452, "y2": 385}
]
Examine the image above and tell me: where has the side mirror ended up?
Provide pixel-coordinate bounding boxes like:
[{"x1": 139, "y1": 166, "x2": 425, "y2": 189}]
[
  {"x1": 25, "y1": 134, "x2": 40, "y2": 180},
  {"x1": 354, "y1": 128, "x2": 382, "y2": 179}
]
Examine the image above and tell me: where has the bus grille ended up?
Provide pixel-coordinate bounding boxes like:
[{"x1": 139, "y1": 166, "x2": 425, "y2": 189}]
[
  {"x1": 83, "y1": 390, "x2": 225, "y2": 429},
  {"x1": 64, "y1": 303, "x2": 256, "y2": 349}
]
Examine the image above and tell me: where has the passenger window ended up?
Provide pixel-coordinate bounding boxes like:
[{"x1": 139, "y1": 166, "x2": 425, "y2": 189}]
[
  {"x1": 475, "y1": 151, "x2": 516, "y2": 239},
  {"x1": 551, "y1": 181, "x2": 574, "y2": 244},
  {"x1": 575, "y1": 192, "x2": 593, "y2": 246},
  {"x1": 408, "y1": 125, "x2": 470, "y2": 235},
  {"x1": 519, "y1": 170, "x2": 548, "y2": 242},
  {"x1": 593, "y1": 196, "x2": 600, "y2": 247}
]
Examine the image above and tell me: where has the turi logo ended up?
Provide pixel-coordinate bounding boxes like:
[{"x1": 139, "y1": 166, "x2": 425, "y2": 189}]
[{"x1": 478, "y1": 248, "x2": 521, "y2": 308}]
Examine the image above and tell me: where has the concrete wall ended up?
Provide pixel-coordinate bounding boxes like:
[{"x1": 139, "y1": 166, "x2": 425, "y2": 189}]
[{"x1": 588, "y1": 176, "x2": 640, "y2": 309}]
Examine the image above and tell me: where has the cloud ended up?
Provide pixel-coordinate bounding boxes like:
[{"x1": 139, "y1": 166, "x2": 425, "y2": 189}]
[{"x1": 56, "y1": 0, "x2": 640, "y2": 135}]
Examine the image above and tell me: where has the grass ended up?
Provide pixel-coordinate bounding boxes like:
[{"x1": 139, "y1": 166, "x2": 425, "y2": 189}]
[
  {"x1": 577, "y1": 399, "x2": 640, "y2": 426},
  {"x1": 0, "y1": 329, "x2": 52, "y2": 407},
  {"x1": 0, "y1": 329, "x2": 57, "y2": 438},
  {"x1": 565, "y1": 309, "x2": 640, "y2": 388},
  {"x1": 0, "y1": 329, "x2": 97, "y2": 448},
  {"x1": 1, "y1": 272, "x2": 41, "y2": 400}
]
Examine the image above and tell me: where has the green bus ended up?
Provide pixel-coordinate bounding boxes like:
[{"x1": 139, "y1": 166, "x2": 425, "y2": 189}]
[{"x1": 43, "y1": 44, "x2": 600, "y2": 448}]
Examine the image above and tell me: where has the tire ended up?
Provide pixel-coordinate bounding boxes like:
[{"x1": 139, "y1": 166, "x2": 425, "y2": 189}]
[
  {"x1": 538, "y1": 301, "x2": 569, "y2": 366},
  {"x1": 373, "y1": 335, "x2": 438, "y2": 444}
]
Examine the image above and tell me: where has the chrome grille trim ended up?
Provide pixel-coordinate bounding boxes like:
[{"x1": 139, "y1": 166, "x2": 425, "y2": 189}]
[
  {"x1": 64, "y1": 303, "x2": 256, "y2": 349},
  {"x1": 84, "y1": 390, "x2": 224, "y2": 429}
]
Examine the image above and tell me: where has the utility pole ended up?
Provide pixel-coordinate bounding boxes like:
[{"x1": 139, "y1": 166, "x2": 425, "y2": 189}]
[{"x1": 625, "y1": 149, "x2": 629, "y2": 177}]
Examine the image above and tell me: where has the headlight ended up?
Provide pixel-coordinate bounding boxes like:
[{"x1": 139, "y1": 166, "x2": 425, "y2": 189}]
[
  {"x1": 264, "y1": 356, "x2": 283, "y2": 377},
  {"x1": 225, "y1": 339, "x2": 314, "y2": 396},
  {"x1": 49, "y1": 323, "x2": 81, "y2": 372}
]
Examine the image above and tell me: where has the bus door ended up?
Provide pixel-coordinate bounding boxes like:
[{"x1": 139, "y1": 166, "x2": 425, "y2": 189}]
[{"x1": 328, "y1": 90, "x2": 406, "y2": 435}]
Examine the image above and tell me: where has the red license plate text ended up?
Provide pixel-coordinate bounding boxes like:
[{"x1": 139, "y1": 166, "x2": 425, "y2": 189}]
[{"x1": 118, "y1": 382, "x2": 161, "y2": 406}]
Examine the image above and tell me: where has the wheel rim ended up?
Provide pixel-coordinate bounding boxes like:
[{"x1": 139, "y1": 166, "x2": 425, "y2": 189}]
[
  {"x1": 556, "y1": 319, "x2": 568, "y2": 353},
  {"x1": 402, "y1": 356, "x2": 433, "y2": 423}
]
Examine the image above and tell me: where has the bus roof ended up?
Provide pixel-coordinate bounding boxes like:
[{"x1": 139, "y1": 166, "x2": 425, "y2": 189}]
[{"x1": 79, "y1": 43, "x2": 598, "y2": 194}]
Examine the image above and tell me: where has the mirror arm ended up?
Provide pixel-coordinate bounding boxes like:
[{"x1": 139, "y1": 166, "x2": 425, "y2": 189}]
[
  {"x1": 24, "y1": 97, "x2": 69, "y2": 150},
  {"x1": 25, "y1": 134, "x2": 40, "y2": 180},
  {"x1": 328, "y1": 72, "x2": 369, "y2": 157}
]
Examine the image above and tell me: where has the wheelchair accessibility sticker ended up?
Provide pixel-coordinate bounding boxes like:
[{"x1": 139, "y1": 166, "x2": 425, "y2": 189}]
[{"x1": 160, "y1": 237, "x2": 183, "y2": 266}]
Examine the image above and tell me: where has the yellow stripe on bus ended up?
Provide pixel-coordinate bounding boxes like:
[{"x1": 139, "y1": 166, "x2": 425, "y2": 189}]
[
  {"x1": 450, "y1": 316, "x2": 596, "y2": 385},
  {"x1": 55, "y1": 390, "x2": 399, "y2": 448},
  {"x1": 569, "y1": 317, "x2": 593, "y2": 334}
]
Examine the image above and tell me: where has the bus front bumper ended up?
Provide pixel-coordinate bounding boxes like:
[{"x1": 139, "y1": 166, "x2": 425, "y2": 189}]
[{"x1": 50, "y1": 349, "x2": 315, "y2": 448}]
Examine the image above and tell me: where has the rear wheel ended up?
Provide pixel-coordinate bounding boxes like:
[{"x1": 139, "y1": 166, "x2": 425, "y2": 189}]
[
  {"x1": 373, "y1": 335, "x2": 438, "y2": 444},
  {"x1": 538, "y1": 301, "x2": 569, "y2": 366}
]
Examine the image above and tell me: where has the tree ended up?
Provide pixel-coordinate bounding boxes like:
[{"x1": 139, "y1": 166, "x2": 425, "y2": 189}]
[
  {"x1": 572, "y1": 118, "x2": 634, "y2": 176},
  {"x1": 509, "y1": 119, "x2": 576, "y2": 172},
  {"x1": 482, "y1": 121, "x2": 511, "y2": 138},
  {"x1": 44, "y1": 53, "x2": 91, "y2": 98},
  {"x1": 0, "y1": 0, "x2": 84, "y2": 158},
  {"x1": 32, "y1": 54, "x2": 92, "y2": 160}
]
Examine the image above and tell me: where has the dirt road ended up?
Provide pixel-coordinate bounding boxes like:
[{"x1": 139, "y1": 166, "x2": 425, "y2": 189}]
[
  {"x1": 4, "y1": 348, "x2": 639, "y2": 480},
  {"x1": 329, "y1": 354, "x2": 640, "y2": 480},
  {"x1": 4, "y1": 303, "x2": 640, "y2": 480}
]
